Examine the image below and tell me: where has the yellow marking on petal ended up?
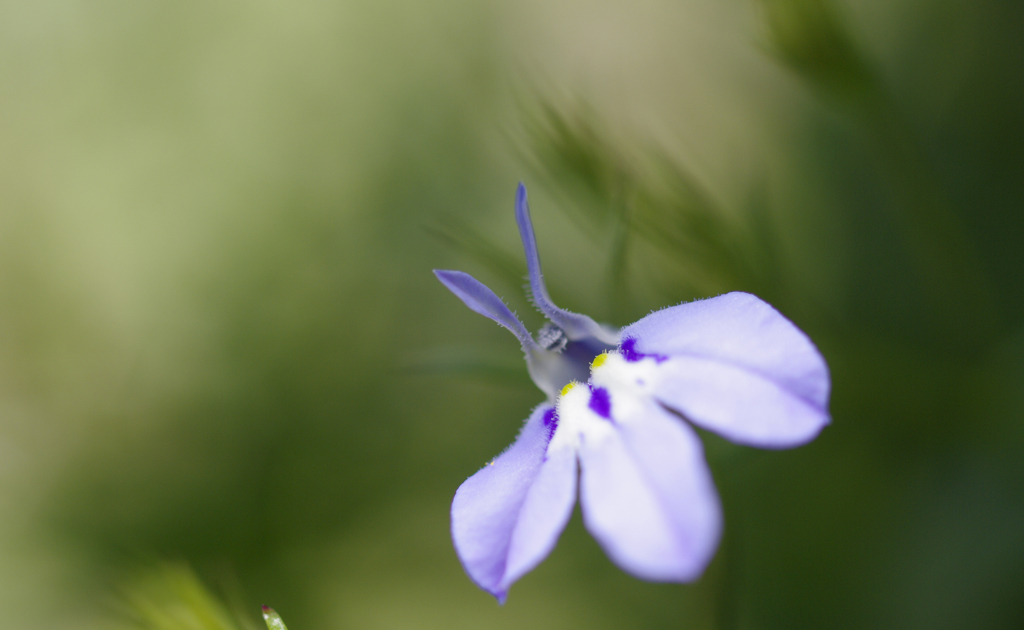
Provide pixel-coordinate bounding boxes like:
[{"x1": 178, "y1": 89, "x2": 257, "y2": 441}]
[
  {"x1": 560, "y1": 381, "x2": 577, "y2": 397},
  {"x1": 591, "y1": 352, "x2": 609, "y2": 370}
]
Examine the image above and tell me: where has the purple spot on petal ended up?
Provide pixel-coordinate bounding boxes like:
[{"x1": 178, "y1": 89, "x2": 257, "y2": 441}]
[
  {"x1": 542, "y1": 408, "x2": 559, "y2": 441},
  {"x1": 621, "y1": 337, "x2": 642, "y2": 362},
  {"x1": 588, "y1": 387, "x2": 612, "y2": 419},
  {"x1": 620, "y1": 337, "x2": 667, "y2": 363}
]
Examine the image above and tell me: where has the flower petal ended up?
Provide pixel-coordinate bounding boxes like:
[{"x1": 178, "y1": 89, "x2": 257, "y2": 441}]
[
  {"x1": 451, "y1": 404, "x2": 577, "y2": 602},
  {"x1": 501, "y1": 441, "x2": 577, "y2": 593},
  {"x1": 620, "y1": 291, "x2": 830, "y2": 444},
  {"x1": 652, "y1": 355, "x2": 830, "y2": 448},
  {"x1": 577, "y1": 394, "x2": 722, "y2": 582},
  {"x1": 434, "y1": 269, "x2": 537, "y2": 351},
  {"x1": 514, "y1": 184, "x2": 619, "y2": 346}
]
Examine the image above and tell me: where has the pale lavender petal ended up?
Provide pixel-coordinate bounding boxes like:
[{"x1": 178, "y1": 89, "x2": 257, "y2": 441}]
[
  {"x1": 621, "y1": 292, "x2": 829, "y2": 406},
  {"x1": 577, "y1": 395, "x2": 722, "y2": 582},
  {"x1": 652, "y1": 355, "x2": 830, "y2": 448},
  {"x1": 514, "y1": 184, "x2": 618, "y2": 345},
  {"x1": 451, "y1": 404, "x2": 576, "y2": 602},
  {"x1": 434, "y1": 269, "x2": 537, "y2": 351},
  {"x1": 501, "y1": 442, "x2": 577, "y2": 592}
]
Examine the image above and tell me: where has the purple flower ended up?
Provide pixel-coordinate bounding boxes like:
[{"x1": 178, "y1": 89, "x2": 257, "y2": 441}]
[{"x1": 435, "y1": 184, "x2": 831, "y2": 603}]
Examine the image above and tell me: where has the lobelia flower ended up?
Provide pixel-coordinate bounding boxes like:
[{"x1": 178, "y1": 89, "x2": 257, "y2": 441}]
[{"x1": 434, "y1": 183, "x2": 831, "y2": 603}]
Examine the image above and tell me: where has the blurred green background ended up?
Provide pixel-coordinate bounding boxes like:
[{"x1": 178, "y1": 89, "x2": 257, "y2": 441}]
[{"x1": 1, "y1": 0, "x2": 1022, "y2": 628}]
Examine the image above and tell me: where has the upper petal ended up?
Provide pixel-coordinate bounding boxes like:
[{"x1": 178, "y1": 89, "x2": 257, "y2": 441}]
[
  {"x1": 620, "y1": 291, "x2": 830, "y2": 418},
  {"x1": 450, "y1": 404, "x2": 577, "y2": 602},
  {"x1": 434, "y1": 269, "x2": 537, "y2": 352},
  {"x1": 568, "y1": 387, "x2": 722, "y2": 582},
  {"x1": 514, "y1": 184, "x2": 620, "y2": 346}
]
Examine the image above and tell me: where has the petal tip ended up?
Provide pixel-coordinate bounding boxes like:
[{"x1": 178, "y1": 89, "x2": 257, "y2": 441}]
[{"x1": 432, "y1": 269, "x2": 458, "y2": 286}]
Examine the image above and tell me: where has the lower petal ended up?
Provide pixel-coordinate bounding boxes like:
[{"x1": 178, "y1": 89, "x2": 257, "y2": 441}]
[
  {"x1": 501, "y1": 443, "x2": 577, "y2": 592},
  {"x1": 451, "y1": 404, "x2": 577, "y2": 602},
  {"x1": 578, "y1": 398, "x2": 722, "y2": 582}
]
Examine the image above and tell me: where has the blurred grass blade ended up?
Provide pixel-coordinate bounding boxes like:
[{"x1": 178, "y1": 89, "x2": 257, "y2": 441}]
[
  {"x1": 400, "y1": 346, "x2": 534, "y2": 388},
  {"x1": 425, "y1": 219, "x2": 526, "y2": 295},
  {"x1": 116, "y1": 564, "x2": 245, "y2": 630},
  {"x1": 261, "y1": 606, "x2": 288, "y2": 630},
  {"x1": 757, "y1": 0, "x2": 874, "y2": 99},
  {"x1": 521, "y1": 99, "x2": 776, "y2": 302}
]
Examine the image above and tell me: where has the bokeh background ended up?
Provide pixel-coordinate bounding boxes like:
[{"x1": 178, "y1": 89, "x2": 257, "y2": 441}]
[{"x1": 1, "y1": 0, "x2": 1022, "y2": 628}]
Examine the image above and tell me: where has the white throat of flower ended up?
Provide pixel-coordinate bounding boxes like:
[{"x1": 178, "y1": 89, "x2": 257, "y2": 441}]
[{"x1": 549, "y1": 351, "x2": 666, "y2": 453}]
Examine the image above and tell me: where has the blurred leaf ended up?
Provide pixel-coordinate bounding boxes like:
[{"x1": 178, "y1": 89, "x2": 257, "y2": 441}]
[{"x1": 756, "y1": 0, "x2": 1003, "y2": 345}]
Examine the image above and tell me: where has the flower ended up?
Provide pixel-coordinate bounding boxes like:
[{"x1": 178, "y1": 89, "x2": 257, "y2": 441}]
[{"x1": 434, "y1": 184, "x2": 831, "y2": 603}]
